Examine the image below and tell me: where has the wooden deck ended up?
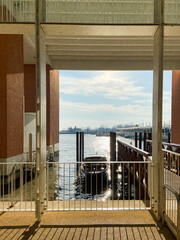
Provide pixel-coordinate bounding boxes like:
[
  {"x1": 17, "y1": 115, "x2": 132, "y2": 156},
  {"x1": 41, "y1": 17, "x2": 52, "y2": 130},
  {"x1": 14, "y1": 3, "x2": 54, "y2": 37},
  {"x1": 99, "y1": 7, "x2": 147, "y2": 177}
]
[{"x1": 0, "y1": 211, "x2": 175, "y2": 240}]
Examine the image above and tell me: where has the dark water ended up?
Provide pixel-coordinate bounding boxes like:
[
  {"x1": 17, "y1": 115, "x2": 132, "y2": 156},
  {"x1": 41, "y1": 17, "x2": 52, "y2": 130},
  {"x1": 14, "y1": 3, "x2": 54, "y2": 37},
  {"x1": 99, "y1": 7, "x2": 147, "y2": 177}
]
[{"x1": 47, "y1": 134, "x2": 137, "y2": 201}]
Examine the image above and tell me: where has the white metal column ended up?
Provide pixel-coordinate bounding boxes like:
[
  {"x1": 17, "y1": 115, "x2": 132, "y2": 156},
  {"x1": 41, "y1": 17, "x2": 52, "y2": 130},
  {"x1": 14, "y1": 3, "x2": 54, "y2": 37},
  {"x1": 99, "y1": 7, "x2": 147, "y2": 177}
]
[
  {"x1": 152, "y1": 0, "x2": 164, "y2": 220},
  {"x1": 35, "y1": 0, "x2": 46, "y2": 221}
]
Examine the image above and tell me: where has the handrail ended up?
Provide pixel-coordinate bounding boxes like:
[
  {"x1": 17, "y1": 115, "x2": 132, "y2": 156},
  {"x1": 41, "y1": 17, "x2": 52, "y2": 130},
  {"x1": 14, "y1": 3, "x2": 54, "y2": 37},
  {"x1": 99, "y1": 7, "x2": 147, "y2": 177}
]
[
  {"x1": 147, "y1": 140, "x2": 180, "y2": 149},
  {"x1": 163, "y1": 149, "x2": 180, "y2": 157},
  {"x1": 164, "y1": 184, "x2": 180, "y2": 202},
  {"x1": 164, "y1": 184, "x2": 180, "y2": 239},
  {"x1": 117, "y1": 139, "x2": 151, "y2": 158}
]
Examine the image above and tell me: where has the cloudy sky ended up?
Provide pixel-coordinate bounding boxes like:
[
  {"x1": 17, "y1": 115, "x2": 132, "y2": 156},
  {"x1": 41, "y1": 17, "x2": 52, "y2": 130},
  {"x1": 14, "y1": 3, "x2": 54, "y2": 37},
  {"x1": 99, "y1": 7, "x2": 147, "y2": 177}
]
[{"x1": 59, "y1": 71, "x2": 172, "y2": 130}]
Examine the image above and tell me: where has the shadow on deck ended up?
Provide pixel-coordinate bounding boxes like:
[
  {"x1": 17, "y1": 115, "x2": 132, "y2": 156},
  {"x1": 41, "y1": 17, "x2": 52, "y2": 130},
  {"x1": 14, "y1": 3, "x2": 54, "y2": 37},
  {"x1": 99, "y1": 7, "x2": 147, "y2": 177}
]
[{"x1": 0, "y1": 211, "x2": 175, "y2": 239}]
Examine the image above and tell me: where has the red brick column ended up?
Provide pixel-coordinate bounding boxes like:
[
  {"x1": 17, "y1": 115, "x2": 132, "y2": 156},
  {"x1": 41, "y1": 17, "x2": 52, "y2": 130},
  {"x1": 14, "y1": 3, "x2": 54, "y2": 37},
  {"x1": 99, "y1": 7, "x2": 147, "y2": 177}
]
[
  {"x1": 0, "y1": 35, "x2": 24, "y2": 158},
  {"x1": 172, "y1": 71, "x2": 180, "y2": 144},
  {"x1": 46, "y1": 66, "x2": 59, "y2": 146},
  {"x1": 24, "y1": 64, "x2": 59, "y2": 146}
]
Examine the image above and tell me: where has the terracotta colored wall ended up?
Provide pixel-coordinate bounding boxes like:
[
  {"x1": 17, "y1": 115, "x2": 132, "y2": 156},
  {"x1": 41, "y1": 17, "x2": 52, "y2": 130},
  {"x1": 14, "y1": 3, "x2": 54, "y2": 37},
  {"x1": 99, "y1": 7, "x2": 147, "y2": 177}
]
[
  {"x1": 24, "y1": 65, "x2": 36, "y2": 112},
  {"x1": 24, "y1": 65, "x2": 59, "y2": 146},
  {"x1": 172, "y1": 71, "x2": 180, "y2": 144},
  {"x1": 47, "y1": 67, "x2": 59, "y2": 146},
  {"x1": 0, "y1": 35, "x2": 24, "y2": 158}
]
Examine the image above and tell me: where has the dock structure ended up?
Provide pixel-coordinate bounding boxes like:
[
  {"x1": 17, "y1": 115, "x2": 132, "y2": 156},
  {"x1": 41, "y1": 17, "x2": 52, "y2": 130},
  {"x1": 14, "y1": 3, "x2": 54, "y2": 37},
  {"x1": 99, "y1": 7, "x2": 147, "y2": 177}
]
[{"x1": 0, "y1": 0, "x2": 180, "y2": 239}]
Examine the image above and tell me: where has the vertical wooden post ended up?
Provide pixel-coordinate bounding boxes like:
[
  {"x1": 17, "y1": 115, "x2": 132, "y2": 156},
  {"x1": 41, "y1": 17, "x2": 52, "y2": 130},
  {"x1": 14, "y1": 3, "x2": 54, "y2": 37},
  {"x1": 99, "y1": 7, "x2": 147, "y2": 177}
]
[
  {"x1": 80, "y1": 132, "x2": 82, "y2": 162},
  {"x1": 81, "y1": 132, "x2": 84, "y2": 161},
  {"x1": 29, "y1": 133, "x2": 32, "y2": 162},
  {"x1": 110, "y1": 132, "x2": 117, "y2": 200},
  {"x1": 76, "y1": 132, "x2": 79, "y2": 173},
  {"x1": 144, "y1": 132, "x2": 147, "y2": 151},
  {"x1": 148, "y1": 132, "x2": 152, "y2": 140},
  {"x1": 139, "y1": 132, "x2": 142, "y2": 149},
  {"x1": 152, "y1": 0, "x2": 164, "y2": 220},
  {"x1": 168, "y1": 132, "x2": 171, "y2": 143},
  {"x1": 110, "y1": 132, "x2": 116, "y2": 162},
  {"x1": 135, "y1": 132, "x2": 137, "y2": 147}
]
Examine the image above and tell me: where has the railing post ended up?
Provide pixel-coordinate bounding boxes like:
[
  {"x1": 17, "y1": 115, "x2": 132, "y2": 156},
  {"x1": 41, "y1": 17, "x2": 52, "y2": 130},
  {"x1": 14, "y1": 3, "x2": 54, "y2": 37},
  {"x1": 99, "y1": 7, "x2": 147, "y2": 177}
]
[
  {"x1": 10, "y1": 170, "x2": 14, "y2": 207},
  {"x1": 20, "y1": 165, "x2": 23, "y2": 202},
  {"x1": 177, "y1": 198, "x2": 180, "y2": 240},
  {"x1": 29, "y1": 133, "x2": 32, "y2": 162}
]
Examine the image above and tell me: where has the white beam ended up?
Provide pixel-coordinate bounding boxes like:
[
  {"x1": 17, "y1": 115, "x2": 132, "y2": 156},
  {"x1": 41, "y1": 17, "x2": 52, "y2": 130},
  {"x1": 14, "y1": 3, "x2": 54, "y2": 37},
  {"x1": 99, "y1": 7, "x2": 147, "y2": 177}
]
[
  {"x1": 152, "y1": 0, "x2": 164, "y2": 221},
  {"x1": 35, "y1": 0, "x2": 46, "y2": 221},
  {"x1": 42, "y1": 24, "x2": 158, "y2": 36},
  {"x1": 50, "y1": 59, "x2": 180, "y2": 71}
]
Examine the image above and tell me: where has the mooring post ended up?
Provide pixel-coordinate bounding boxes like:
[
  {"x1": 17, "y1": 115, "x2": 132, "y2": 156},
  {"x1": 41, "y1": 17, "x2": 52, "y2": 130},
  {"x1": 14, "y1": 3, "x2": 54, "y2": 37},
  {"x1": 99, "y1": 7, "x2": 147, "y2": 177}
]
[
  {"x1": 168, "y1": 132, "x2": 171, "y2": 143},
  {"x1": 81, "y1": 132, "x2": 84, "y2": 161},
  {"x1": 76, "y1": 132, "x2": 79, "y2": 173},
  {"x1": 139, "y1": 132, "x2": 142, "y2": 149},
  {"x1": 135, "y1": 132, "x2": 137, "y2": 147},
  {"x1": 80, "y1": 132, "x2": 82, "y2": 162},
  {"x1": 110, "y1": 132, "x2": 117, "y2": 200},
  {"x1": 144, "y1": 132, "x2": 147, "y2": 151}
]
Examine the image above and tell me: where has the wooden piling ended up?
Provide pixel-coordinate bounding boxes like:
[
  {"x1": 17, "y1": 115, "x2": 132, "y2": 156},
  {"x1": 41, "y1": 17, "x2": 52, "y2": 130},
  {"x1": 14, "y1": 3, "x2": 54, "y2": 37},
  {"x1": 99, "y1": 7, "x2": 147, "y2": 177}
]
[
  {"x1": 139, "y1": 132, "x2": 142, "y2": 149},
  {"x1": 135, "y1": 132, "x2": 137, "y2": 147},
  {"x1": 168, "y1": 132, "x2": 171, "y2": 143},
  {"x1": 76, "y1": 132, "x2": 79, "y2": 172},
  {"x1": 110, "y1": 132, "x2": 117, "y2": 200},
  {"x1": 144, "y1": 132, "x2": 147, "y2": 151}
]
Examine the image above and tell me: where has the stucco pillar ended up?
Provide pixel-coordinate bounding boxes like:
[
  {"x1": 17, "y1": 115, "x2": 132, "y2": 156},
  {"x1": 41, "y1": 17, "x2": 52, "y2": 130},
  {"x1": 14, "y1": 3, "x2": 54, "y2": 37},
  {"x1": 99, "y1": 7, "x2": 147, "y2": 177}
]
[
  {"x1": 0, "y1": 34, "x2": 24, "y2": 161},
  {"x1": 171, "y1": 71, "x2": 180, "y2": 144}
]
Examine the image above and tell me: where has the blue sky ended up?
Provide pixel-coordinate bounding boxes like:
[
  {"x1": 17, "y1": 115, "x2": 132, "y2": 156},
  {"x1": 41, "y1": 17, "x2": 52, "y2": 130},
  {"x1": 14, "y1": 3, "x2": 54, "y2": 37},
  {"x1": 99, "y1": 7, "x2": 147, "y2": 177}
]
[{"x1": 59, "y1": 71, "x2": 172, "y2": 130}]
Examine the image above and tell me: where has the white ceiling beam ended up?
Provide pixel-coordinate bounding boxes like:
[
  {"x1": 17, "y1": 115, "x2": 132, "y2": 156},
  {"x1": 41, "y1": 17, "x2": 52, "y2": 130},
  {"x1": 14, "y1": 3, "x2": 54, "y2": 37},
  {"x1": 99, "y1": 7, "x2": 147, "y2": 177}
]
[
  {"x1": 42, "y1": 24, "x2": 158, "y2": 36},
  {"x1": 47, "y1": 50, "x2": 154, "y2": 56},
  {"x1": 50, "y1": 59, "x2": 180, "y2": 71},
  {"x1": 49, "y1": 55, "x2": 180, "y2": 61},
  {"x1": 46, "y1": 45, "x2": 180, "y2": 52},
  {"x1": 47, "y1": 50, "x2": 180, "y2": 57}
]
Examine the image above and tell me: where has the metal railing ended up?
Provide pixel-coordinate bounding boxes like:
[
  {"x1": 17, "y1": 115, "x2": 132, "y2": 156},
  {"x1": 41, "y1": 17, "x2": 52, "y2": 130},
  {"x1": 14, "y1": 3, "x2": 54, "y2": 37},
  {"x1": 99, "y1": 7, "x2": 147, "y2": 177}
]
[
  {"x1": 164, "y1": 185, "x2": 180, "y2": 239},
  {"x1": 163, "y1": 149, "x2": 180, "y2": 239},
  {"x1": 0, "y1": 162, "x2": 36, "y2": 211},
  {"x1": 147, "y1": 140, "x2": 180, "y2": 155},
  {"x1": 0, "y1": 0, "x2": 180, "y2": 24},
  {"x1": 46, "y1": 161, "x2": 151, "y2": 211}
]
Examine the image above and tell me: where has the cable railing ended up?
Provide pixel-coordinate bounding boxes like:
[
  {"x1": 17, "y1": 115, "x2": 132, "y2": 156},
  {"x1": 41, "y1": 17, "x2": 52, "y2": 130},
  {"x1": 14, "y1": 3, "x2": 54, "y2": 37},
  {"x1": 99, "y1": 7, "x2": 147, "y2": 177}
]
[{"x1": 0, "y1": 0, "x2": 180, "y2": 24}]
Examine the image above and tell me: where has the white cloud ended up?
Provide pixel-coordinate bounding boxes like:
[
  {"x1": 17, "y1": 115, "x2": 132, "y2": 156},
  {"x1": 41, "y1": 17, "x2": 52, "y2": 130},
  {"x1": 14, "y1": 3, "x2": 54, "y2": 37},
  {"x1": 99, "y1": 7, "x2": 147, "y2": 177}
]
[
  {"x1": 60, "y1": 71, "x2": 151, "y2": 100},
  {"x1": 61, "y1": 100, "x2": 151, "y2": 116}
]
